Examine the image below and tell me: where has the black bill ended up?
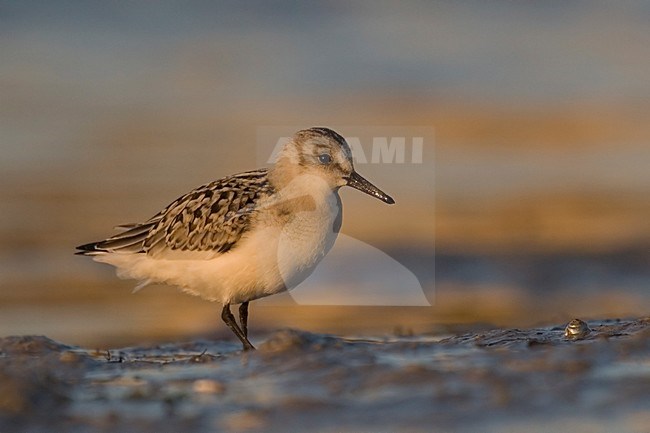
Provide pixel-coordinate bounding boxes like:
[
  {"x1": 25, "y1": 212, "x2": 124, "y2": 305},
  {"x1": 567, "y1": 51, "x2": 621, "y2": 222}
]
[{"x1": 346, "y1": 171, "x2": 395, "y2": 204}]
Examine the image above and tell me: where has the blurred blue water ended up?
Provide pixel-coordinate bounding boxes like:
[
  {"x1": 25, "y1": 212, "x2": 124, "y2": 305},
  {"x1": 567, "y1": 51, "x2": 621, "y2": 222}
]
[
  {"x1": 2, "y1": 1, "x2": 650, "y2": 178},
  {"x1": 1, "y1": 2, "x2": 648, "y2": 341}
]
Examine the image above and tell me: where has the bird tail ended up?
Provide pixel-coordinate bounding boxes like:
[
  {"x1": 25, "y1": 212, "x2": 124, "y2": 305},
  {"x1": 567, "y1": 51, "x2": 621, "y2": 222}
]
[{"x1": 75, "y1": 222, "x2": 155, "y2": 256}]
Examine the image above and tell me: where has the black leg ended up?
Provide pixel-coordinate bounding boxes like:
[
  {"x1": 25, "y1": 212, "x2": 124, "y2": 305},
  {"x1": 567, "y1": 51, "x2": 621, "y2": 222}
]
[
  {"x1": 239, "y1": 301, "x2": 249, "y2": 338},
  {"x1": 221, "y1": 304, "x2": 255, "y2": 351}
]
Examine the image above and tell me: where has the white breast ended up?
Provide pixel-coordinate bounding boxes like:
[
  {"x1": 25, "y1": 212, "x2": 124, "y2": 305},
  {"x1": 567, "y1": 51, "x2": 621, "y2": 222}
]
[{"x1": 275, "y1": 190, "x2": 342, "y2": 290}]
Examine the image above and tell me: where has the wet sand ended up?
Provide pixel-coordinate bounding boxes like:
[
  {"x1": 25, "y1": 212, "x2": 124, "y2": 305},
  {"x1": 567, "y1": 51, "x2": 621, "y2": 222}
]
[{"x1": 1, "y1": 318, "x2": 649, "y2": 433}]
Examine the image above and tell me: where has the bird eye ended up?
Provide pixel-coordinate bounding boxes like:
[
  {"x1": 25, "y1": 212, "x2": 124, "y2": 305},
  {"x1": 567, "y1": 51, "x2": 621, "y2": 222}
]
[{"x1": 318, "y1": 154, "x2": 332, "y2": 164}]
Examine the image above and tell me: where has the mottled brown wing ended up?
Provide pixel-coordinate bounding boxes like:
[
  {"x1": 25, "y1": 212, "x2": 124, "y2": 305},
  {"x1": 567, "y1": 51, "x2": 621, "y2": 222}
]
[
  {"x1": 142, "y1": 169, "x2": 274, "y2": 257},
  {"x1": 75, "y1": 169, "x2": 274, "y2": 257}
]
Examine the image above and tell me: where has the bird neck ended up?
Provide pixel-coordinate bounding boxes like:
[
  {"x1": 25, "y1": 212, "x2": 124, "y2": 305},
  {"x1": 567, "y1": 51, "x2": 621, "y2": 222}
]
[{"x1": 268, "y1": 155, "x2": 304, "y2": 191}]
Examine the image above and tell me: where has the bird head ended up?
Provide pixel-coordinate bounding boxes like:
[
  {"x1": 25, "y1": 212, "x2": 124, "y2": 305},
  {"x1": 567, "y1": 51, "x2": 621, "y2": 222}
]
[{"x1": 275, "y1": 127, "x2": 395, "y2": 204}]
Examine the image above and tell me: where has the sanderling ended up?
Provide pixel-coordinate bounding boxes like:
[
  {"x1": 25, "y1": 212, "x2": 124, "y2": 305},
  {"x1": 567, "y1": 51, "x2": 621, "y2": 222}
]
[{"x1": 77, "y1": 127, "x2": 394, "y2": 350}]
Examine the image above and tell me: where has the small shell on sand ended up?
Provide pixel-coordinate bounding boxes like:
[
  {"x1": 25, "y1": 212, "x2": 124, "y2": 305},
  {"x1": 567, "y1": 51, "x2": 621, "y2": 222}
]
[{"x1": 564, "y1": 318, "x2": 591, "y2": 340}]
